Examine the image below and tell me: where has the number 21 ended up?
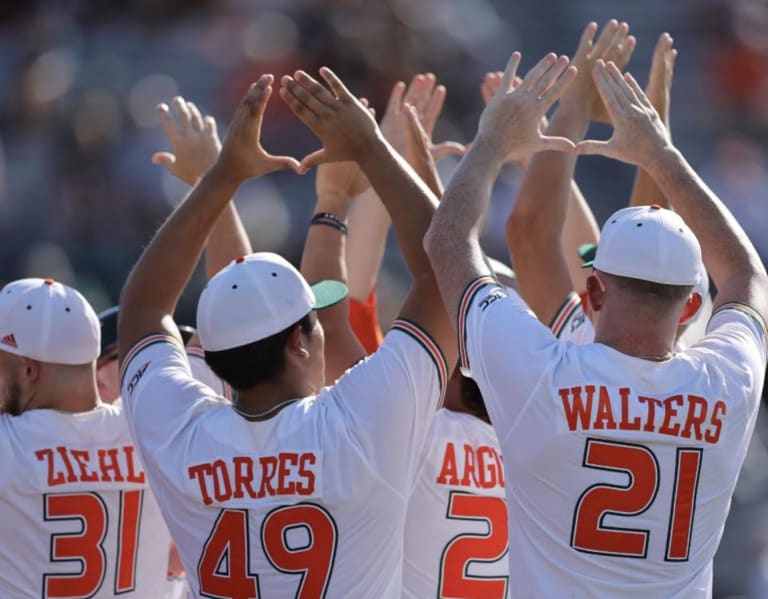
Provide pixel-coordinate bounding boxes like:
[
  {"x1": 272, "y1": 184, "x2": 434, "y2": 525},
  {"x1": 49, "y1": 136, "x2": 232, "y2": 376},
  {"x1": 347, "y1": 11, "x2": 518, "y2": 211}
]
[{"x1": 571, "y1": 438, "x2": 702, "y2": 561}]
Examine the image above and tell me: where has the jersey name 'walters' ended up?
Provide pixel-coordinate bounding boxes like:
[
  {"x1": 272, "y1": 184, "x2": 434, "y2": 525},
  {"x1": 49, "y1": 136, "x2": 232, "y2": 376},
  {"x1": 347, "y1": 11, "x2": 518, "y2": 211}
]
[{"x1": 557, "y1": 385, "x2": 725, "y2": 444}]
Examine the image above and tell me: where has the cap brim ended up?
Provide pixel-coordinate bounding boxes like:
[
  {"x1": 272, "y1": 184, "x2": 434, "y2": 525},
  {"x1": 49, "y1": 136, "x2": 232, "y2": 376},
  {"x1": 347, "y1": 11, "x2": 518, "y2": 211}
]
[
  {"x1": 310, "y1": 280, "x2": 348, "y2": 310},
  {"x1": 578, "y1": 243, "x2": 598, "y2": 269}
]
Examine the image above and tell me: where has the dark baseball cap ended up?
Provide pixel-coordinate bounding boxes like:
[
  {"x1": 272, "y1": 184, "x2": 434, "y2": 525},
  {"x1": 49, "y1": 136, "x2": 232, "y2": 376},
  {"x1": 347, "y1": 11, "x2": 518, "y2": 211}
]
[{"x1": 98, "y1": 306, "x2": 197, "y2": 357}]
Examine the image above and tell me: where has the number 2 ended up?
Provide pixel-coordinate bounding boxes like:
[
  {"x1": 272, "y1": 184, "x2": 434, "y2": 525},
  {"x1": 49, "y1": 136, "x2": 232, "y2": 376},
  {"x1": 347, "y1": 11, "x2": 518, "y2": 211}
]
[
  {"x1": 438, "y1": 492, "x2": 509, "y2": 599},
  {"x1": 571, "y1": 438, "x2": 702, "y2": 561},
  {"x1": 198, "y1": 503, "x2": 338, "y2": 599},
  {"x1": 43, "y1": 490, "x2": 144, "y2": 597}
]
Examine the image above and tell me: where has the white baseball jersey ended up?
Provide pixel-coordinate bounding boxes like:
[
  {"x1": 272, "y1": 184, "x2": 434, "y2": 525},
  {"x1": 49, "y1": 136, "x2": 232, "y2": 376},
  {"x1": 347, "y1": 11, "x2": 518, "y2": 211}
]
[
  {"x1": 403, "y1": 408, "x2": 508, "y2": 599},
  {"x1": 460, "y1": 276, "x2": 767, "y2": 598},
  {"x1": 0, "y1": 403, "x2": 171, "y2": 598},
  {"x1": 119, "y1": 321, "x2": 447, "y2": 599}
]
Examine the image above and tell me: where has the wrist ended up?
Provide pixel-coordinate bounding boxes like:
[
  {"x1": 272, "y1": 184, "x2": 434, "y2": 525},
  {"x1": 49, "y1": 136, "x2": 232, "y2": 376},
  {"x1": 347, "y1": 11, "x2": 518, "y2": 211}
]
[
  {"x1": 644, "y1": 144, "x2": 683, "y2": 182},
  {"x1": 471, "y1": 134, "x2": 507, "y2": 170},
  {"x1": 205, "y1": 162, "x2": 246, "y2": 190},
  {"x1": 315, "y1": 190, "x2": 352, "y2": 217}
]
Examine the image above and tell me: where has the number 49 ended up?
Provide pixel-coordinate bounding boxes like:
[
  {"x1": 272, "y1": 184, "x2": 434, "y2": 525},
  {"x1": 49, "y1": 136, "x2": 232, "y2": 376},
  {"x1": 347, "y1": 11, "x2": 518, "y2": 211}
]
[{"x1": 198, "y1": 503, "x2": 338, "y2": 599}]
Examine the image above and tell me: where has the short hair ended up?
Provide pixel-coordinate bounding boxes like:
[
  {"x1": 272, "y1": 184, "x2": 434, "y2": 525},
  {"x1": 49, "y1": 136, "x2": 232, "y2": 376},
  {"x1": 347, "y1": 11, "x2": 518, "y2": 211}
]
[
  {"x1": 204, "y1": 312, "x2": 314, "y2": 391},
  {"x1": 460, "y1": 374, "x2": 490, "y2": 423},
  {"x1": 603, "y1": 273, "x2": 694, "y2": 305}
]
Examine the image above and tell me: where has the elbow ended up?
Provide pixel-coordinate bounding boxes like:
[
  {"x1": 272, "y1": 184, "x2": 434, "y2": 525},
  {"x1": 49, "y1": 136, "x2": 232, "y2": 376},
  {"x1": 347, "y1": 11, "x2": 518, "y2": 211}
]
[{"x1": 423, "y1": 220, "x2": 440, "y2": 265}]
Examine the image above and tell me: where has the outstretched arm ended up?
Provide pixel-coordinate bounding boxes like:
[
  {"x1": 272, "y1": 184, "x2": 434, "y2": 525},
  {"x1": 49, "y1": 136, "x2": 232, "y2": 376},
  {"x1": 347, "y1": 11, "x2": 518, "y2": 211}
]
[
  {"x1": 629, "y1": 33, "x2": 676, "y2": 208},
  {"x1": 153, "y1": 96, "x2": 252, "y2": 279},
  {"x1": 301, "y1": 156, "x2": 370, "y2": 380},
  {"x1": 577, "y1": 61, "x2": 768, "y2": 318},
  {"x1": 280, "y1": 68, "x2": 457, "y2": 366},
  {"x1": 345, "y1": 76, "x2": 463, "y2": 301},
  {"x1": 425, "y1": 52, "x2": 577, "y2": 322},
  {"x1": 506, "y1": 21, "x2": 633, "y2": 324},
  {"x1": 118, "y1": 76, "x2": 300, "y2": 359}
]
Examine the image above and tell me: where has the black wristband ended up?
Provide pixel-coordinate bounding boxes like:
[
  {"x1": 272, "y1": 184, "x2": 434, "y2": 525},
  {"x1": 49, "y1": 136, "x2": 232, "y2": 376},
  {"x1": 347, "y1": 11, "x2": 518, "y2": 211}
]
[
  {"x1": 310, "y1": 215, "x2": 348, "y2": 235},
  {"x1": 313, "y1": 212, "x2": 347, "y2": 226}
]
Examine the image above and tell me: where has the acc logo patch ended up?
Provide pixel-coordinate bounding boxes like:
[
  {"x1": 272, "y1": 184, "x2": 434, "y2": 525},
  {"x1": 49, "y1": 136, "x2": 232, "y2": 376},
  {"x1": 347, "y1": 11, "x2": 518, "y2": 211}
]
[
  {"x1": 479, "y1": 289, "x2": 506, "y2": 312},
  {"x1": 127, "y1": 361, "x2": 150, "y2": 396}
]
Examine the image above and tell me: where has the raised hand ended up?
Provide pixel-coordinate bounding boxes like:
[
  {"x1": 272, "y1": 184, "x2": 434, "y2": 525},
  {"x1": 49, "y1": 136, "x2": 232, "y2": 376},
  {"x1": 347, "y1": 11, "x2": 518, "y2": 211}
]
[
  {"x1": 576, "y1": 61, "x2": 671, "y2": 165},
  {"x1": 402, "y1": 104, "x2": 443, "y2": 196},
  {"x1": 279, "y1": 68, "x2": 380, "y2": 172},
  {"x1": 215, "y1": 75, "x2": 301, "y2": 181},
  {"x1": 381, "y1": 75, "x2": 465, "y2": 162},
  {"x1": 646, "y1": 33, "x2": 677, "y2": 126},
  {"x1": 477, "y1": 52, "x2": 578, "y2": 161},
  {"x1": 153, "y1": 97, "x2": 221, "y2": 185},
  {"x1": 558, "y1": 20, "x2": 636, "y2": 123}
]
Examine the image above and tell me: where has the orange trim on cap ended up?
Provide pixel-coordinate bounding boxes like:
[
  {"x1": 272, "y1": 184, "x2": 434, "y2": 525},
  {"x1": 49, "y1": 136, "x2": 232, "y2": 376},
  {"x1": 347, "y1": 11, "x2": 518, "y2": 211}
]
[
  {"x1": 235, "y1": 256, "x2": 245, "y2": 264},
  {"x1": 650, "y1": 204, "x2": 661, "y2": 210},
  {"x1": 44, "y1": 279, "x2": 54, "y2": 285}
]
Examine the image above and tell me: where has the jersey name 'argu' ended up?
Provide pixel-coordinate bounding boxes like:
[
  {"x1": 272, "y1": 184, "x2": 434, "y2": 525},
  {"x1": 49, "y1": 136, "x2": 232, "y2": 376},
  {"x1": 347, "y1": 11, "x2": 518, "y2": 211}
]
[
  {"x1": 188, "y1": 452, "x2": 319, "y2": 506},
  {"x1": 435, "y1": 442, "x2": 505, "y2": 490},
  {"x1": 558, "y1": 385, "x2": 726, "y2": 445},
  {"x1": 35, "y1": 445, "x2": 146, "y2": 486}
]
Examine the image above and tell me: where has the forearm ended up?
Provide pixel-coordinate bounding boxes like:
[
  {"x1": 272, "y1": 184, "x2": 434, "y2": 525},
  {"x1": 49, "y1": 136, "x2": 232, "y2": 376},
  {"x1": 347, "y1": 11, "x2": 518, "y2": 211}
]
[
  {"x1": 119, "y1": 167, "x2": 242, "y2": 346},
  {"x1": 630, "y1": 127, "x2": 671, "y2": 209},
  {"x1": 648, "y1": 148, "x2": 766, "y2": 288},
  {"x1": 425, "y1": 141, "x2": 502, "y2": 321},
  {"x1": 301, "y1": 191, "x2": 365, "y2": 378},
  {"x1": 301, "y1": 192, "x2": 350, "y2": 288},
  {"x1": 357, "y1": 136, "x2": 439, "y2": 278},
  {"x1": 510, "y1": 107, "x2": 589, "y2": 244},
  {"x1": 505, "y1": 108, "x2": 589, "y2": 320},
  {"x1": 345, "y1": 188, "x2": 390, "y2": 300},
  {"x1": 562, "y1": 181, "x2": 600, "y2": 292},
  {"x1": 205, "y1": 201, "x2": 253, "y2": 279}
]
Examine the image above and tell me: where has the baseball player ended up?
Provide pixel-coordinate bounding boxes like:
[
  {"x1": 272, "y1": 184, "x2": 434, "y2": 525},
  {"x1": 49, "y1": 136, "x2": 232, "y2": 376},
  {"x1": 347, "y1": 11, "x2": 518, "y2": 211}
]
[
  {"x1": 425, "y1": 48, "x2": 768, "y2": 598},
  {"x1": 338, "y1": 86, "x2": 513, "y2": 598},
  {"x1": 505, "y1": 26, "x2": 712, "y2": 353},
  {"x1": 117, "y1": 71, "x2": 454, "y2": 598},
  {"x1": 0, "y1": 278, "x2": 171, "y2": 597}
]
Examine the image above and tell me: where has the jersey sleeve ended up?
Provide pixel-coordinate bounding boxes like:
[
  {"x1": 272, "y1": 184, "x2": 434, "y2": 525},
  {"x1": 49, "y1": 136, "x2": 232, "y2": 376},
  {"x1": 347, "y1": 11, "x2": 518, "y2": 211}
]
[
  {"x1": 119, "y1": 334, "x2": 220, "y2": 456},
  {"x1": 186, "y1": 346, "x2": 234, "y2": 401},
  {"x1": 326, "y1": 319, "x2": 448, "y2": 492},
  {"x1": 694, "y1": 303, "x2": 768, "y2": 388},
  {"x1": 550, "y1": 292, "x2": 595, "y2": 345},
  {"x1": 349, "y1": 289, "x2": 384, "y2": 354},
  {"x1": 459, "y1": 276, "x2": 563, "y2": 440}
]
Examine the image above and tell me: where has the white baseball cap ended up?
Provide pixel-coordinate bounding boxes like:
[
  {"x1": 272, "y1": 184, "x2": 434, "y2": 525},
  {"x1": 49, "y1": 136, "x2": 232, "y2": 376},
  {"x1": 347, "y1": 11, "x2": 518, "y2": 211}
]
[
  {"x1": 0, "y1": 278, "x2": 100, "y2": 365},
  {"x1": 197, "y1": 253, "x2": 348, "y2": 352},
  {"x1": 585, "y1": 205, "x2": 703, "y2": 286}
]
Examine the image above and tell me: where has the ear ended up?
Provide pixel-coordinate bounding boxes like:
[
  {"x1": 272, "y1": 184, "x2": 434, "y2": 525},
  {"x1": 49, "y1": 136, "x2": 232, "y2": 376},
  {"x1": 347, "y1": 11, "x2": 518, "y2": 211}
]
[
  {"x1": 586, "y1": 274, "x2": 606, "y2": 313},
  {"x1": 22, "y1": 358, "x2": 40, "y2": 384},
  {"x1": 286, "y1": 325, "x2": 309, "y2": 360},
  {"x1": 678, "y1": 292, "x2": 703, "y2": 326}
]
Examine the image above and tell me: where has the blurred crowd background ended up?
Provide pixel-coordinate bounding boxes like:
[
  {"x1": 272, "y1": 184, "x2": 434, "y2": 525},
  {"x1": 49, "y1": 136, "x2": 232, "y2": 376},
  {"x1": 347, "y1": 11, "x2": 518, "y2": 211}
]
[{"x1": 0, "y1": 0, "x2": 766, "y2": 596}]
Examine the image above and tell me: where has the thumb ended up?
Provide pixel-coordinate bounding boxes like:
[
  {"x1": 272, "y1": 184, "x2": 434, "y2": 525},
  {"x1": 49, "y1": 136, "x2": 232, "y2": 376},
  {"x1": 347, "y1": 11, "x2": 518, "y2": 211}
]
[
  {"x1": 574, "y1": 139, "x2": 617, "y2": 158},
  {"x1": 431, "y1": 141, "x2": 467, "y2": 161},
  {"x1": 269, "y1": 154, "x2": 302, "y2": 174},
  {"x1": 152, "y1": 152, "x2": 176, "y2": 167},
  {"x1": 536, "y1": 135, "x2": 576, "y2": 154},
  {"x1": 299, "y1": 148, "x2": 328, "y2": 173}
]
